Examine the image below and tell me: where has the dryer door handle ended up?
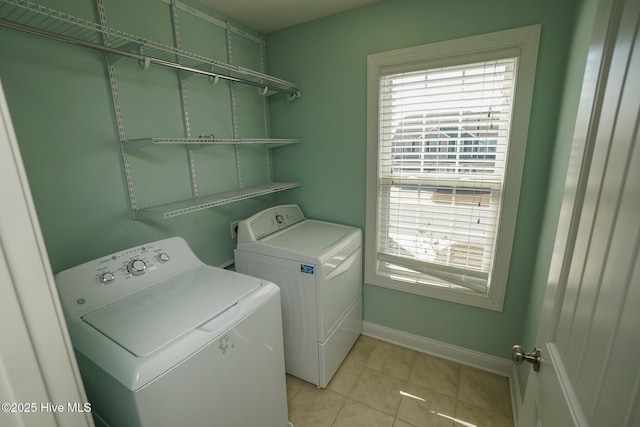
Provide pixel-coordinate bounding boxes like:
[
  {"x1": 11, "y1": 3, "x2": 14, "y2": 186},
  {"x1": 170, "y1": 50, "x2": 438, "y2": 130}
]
[{"x1": 325, "y1": 250, "x2": 359, "y2": 282}]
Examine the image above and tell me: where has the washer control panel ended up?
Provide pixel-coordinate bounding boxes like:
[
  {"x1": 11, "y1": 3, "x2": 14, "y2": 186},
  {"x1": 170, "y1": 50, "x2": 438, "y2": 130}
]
[
  {"x1": 237, "y1": 204, "x2": 305, "y2": 243},
  {"x1": 92, "y1": 244, "x2": 162, "y2": 286},
  {"x1": 93, "y1": 250, "x2": 172, "y2": 285},
  {"x1": 54, "y1": 237, "x2": 200, "y2": 319}
]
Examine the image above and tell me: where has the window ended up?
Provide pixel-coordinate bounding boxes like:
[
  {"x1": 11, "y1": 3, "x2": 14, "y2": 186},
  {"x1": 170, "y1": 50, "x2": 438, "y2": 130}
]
[{"x1": 365, "y1": 26, "x2": 540, "y2": 310}]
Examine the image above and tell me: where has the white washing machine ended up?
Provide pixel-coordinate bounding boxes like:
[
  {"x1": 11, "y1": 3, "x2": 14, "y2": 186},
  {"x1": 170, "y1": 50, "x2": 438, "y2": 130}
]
[
  {"x1": 234, "y1": 205, "x2": 362, "y2": 388},
  {"x1": 54, "y1": 237, "x2": 290, "y2": 427}
]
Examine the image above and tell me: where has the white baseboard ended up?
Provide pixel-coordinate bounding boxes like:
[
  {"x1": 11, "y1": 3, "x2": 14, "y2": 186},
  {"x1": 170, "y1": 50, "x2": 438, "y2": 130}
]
[
  {"x1": 362, "y1": 321, "x2": 512, "y2": 375},
  {"x1": 362, "y1": 321, "x2": 522, "y2": 423}
]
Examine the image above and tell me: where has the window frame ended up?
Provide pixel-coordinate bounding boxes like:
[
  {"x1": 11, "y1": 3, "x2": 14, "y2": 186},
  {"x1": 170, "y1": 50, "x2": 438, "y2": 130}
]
[{"x1": 365, "y1": 25, "x2": 541, "y2": 311}]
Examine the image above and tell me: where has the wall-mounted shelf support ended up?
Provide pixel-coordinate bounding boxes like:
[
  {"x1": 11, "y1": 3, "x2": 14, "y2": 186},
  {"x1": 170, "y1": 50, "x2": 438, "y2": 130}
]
[
  {"x1": 135, "y1": 182, "x2": 302, "y2": 219},
  {"x1": 0, "y1": 0, "x2": 302, "y2": 220},
  {"x1": 0, "y1": 0, "x2": 301, "y2": 96},
  {"x1": 122, "y1": 138, "x2": 300, "y2": 152}
]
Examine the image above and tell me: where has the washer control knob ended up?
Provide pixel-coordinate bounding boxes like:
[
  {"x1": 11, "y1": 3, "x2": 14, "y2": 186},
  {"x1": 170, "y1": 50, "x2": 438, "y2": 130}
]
[
  {"x1": 99, "y1": 271, "x2": 115, "y2": 285},
  {"x1": 275, "y1": 214, "x2": 284, "y2": 224},
  {"x1": 127, "y1": 259, "x2": 147, "y2": 276},
  {"x1": 157, "y1": 252, "x2": 170, "y2": 263}
]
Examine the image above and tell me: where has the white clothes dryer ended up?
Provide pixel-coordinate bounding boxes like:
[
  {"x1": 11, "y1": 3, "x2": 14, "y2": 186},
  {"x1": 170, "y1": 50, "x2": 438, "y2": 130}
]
[
  {"x1": 234, "y1": 205, "x2": 362, "y2": 388},
  {"x1": 55, "y1": 237, "x2": 290, "y2": 427}
]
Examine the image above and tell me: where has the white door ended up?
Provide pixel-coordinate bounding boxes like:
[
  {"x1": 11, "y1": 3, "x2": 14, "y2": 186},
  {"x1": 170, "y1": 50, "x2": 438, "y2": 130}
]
[
  {"x1": 518, "y1": 0, "x2": 640, "y2": 425},
  {"x1": 0, "y1": 80, "x2": 92, "y2": 427}
]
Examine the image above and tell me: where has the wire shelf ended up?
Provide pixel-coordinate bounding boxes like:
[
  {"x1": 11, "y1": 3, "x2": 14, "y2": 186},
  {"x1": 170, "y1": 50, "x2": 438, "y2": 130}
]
[
  {"x1": 1, "y1": 0, "x2": 302, "y2": 219},
  {"x1": 135, "y1": 182, "x2": 302, "y2": 219},
  {"x1": 0, "y1": 0, "x2": 300, "y2": 95},
  {"x1": 123, "y1": 137, "x2": 300, "y2": 151}
]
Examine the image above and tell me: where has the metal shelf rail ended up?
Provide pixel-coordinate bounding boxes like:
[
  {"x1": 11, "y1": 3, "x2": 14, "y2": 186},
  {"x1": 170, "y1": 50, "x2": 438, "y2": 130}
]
[
  {"x1": 122, "y1": 137, "x2": 303, "y2": 218},
  {"x1": 123, "y1": 138, "x2": 301, "y2": 152},
  {"x1": 0, "y1": 0, "x2": 302, "y2": 219},
  {"x1": 0, "y1": 0, "x2": 301, "y2": 96},
  {"x1": 135, "y1": 182, "x2": 302, "y2": 219}
]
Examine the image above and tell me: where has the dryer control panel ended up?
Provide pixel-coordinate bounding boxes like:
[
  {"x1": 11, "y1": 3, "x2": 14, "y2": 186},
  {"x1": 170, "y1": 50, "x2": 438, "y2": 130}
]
[{"x1": 237, "y1": 204, "x2": 305, "y2": 243}]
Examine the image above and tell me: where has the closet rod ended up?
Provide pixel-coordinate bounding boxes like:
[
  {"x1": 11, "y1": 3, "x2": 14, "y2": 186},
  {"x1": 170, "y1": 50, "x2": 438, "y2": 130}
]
[{"x1": 0, "y1": 18, "x2": 298, "y2": 96}]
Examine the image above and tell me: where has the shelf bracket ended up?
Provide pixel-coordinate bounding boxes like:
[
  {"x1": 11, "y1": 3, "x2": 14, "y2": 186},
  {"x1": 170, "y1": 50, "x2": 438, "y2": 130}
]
[
  {"x1": 287, "y1": 91, "x2": 301, "y2": 101},
  {"x1": 107, "y1": 41, "x2": 143, "y2": 65},
  {"x1": 139, "y1": 56, "x2": 150, "y2": 70}
]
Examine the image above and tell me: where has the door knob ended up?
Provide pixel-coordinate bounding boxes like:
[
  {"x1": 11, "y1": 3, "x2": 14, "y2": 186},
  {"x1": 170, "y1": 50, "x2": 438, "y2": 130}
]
[{"x1": 512, "y1": 345, "x2": 542, "y2": 372}]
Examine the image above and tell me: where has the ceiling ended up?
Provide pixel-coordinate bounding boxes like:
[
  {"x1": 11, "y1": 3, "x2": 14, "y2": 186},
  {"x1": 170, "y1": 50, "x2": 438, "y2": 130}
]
[{"x1": 194, "y1": 0, "x2": 381, "y2": 33}]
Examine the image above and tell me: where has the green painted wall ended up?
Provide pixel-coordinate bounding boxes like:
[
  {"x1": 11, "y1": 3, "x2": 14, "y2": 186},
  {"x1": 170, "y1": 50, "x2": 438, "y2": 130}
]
[
  {"x1": 266, "y1": 0, "x2": 579, "y2": 358},
  {"x1": 1, "y1": 0, "x2": 590, "y2": 366},
  {"x1": 517, "y1": 0, "x2": 600, "y2": 395},
  {"x1": 0, "y1": 0, "x2": 282, "y2": 272}
]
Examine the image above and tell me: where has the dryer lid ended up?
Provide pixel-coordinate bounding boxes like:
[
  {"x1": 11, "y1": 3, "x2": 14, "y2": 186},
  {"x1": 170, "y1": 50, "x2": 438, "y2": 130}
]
[
  {"x1": 237, "y1": 220, "x2": 361, "y2": 265},
  {"x1": 82, "y1": 266, "x2": 261, "y2": 357}
]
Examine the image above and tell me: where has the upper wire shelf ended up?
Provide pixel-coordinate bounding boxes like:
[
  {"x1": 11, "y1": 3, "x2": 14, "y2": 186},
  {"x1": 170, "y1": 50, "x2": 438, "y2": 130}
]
[{"x1": 0, "y1": 0, "x2": 301, "y2": 96}]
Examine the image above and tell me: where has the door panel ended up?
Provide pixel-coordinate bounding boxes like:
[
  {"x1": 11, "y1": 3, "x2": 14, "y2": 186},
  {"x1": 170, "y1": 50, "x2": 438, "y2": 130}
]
[
  {"x1": 0, "y1": 81, "x2": 93, "y2": 427},
  {"x1": 520, "y1": 0, "x2": 640, "y2": 425},
  {"x1": 565, "y1": 6, "x2": 640, "y2": 402},
  {"x1": 591, "y1": 248, "x2": 640, "y2": 424}
]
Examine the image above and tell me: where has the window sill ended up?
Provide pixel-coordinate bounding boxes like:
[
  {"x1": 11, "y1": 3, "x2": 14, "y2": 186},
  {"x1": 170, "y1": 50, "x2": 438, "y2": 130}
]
[{"x1": 365, "y1": 270, "x2": 505, "y2": 311}]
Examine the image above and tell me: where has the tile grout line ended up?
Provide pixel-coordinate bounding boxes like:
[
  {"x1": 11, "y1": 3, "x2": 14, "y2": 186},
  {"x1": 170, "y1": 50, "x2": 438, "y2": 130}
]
[
  {"x1": 455, "y1": 365, "x2": 463, "y2": 411},
  {"x1": 395, "y1": 348, "x2": 419, "y2": 421},
  {"x1": 300, "y1": 335, "x2": 514, "y2": 426},
  {"x1": 328, "y1": 395, "x2": 347, "y2": 427},
  {"x1": 330, "y1": 336, "x2": 379, "y2": 427}
]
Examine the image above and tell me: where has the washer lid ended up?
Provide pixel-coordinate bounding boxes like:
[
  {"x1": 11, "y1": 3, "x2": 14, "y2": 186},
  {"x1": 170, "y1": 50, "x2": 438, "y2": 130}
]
[
  {"x1": 82, "y1": 266, "x2": 261, "y2": 357},
  {"x1": 238, "y1": 220, "x2": 361, "y2": 264}
]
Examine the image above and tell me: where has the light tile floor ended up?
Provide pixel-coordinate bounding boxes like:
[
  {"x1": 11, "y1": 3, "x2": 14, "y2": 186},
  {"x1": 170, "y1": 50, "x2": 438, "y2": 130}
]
[{"x1": 286, "y1": 335, "x2": 513, "y2": 427}]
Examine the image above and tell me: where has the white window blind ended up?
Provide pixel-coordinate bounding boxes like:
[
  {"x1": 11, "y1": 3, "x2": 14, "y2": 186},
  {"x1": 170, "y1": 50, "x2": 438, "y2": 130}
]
[{"x1": 376, "y1": 58, "x2": 516, "y2": 293}]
